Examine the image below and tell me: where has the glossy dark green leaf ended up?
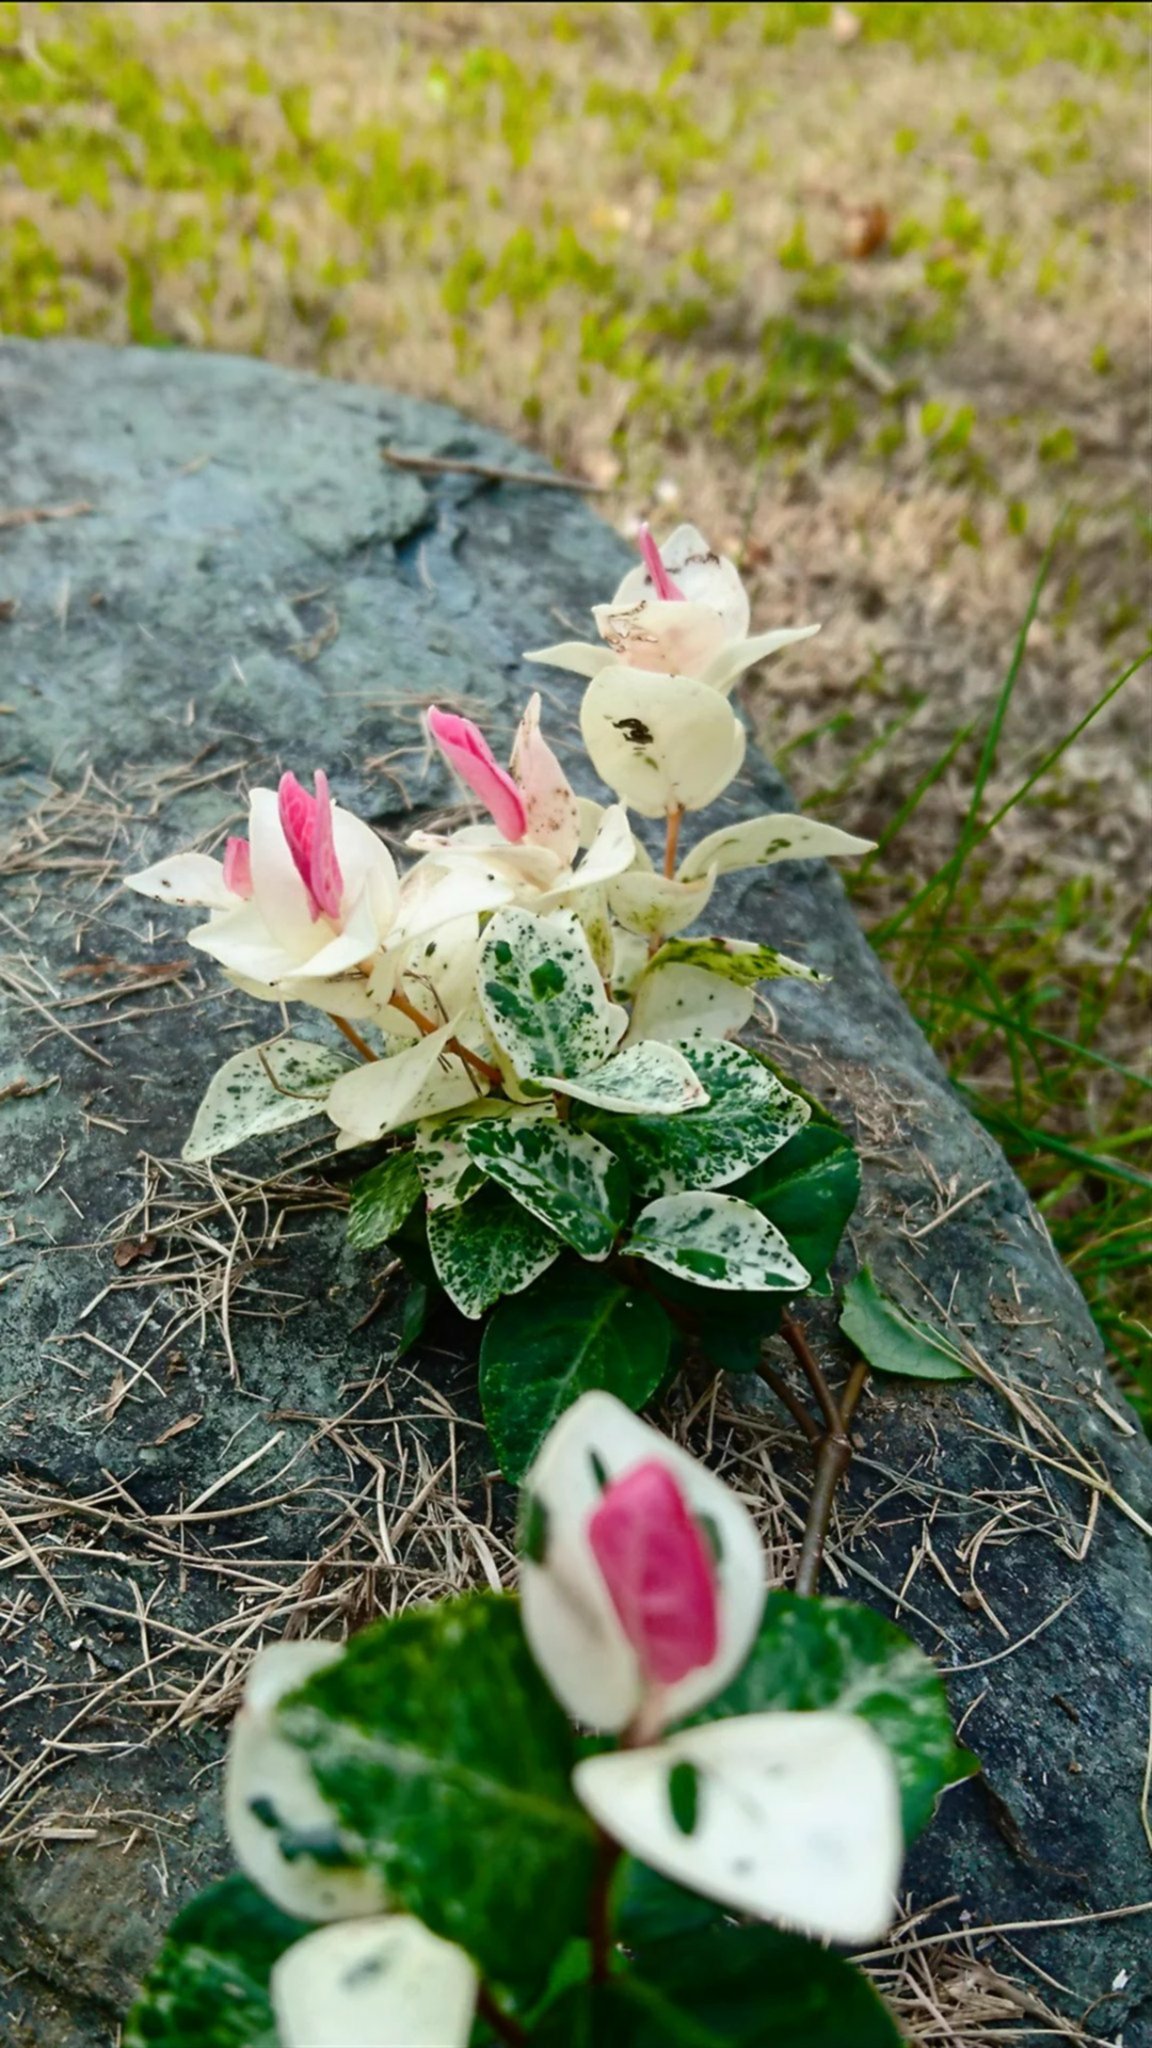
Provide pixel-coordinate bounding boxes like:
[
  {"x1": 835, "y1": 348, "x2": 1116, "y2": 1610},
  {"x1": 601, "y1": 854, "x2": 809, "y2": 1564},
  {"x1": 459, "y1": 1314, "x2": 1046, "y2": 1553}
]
[
  {"x1": 397, "y1": 1276, "x2": 430, "y2": 1358},
  {"x1": 278, "y1": 1594, "x2": 596, "y2": 1991},
  {"x1": 465, "y1": 1113, "x2": 630, "y2": 1258},
  {"x1": 123, "y1": 1874, "x2": 305, "y2": 2048},
  {"x1": 840, "y1": 1266, "x2": 972, "y2": 1381},
  {"x1": 532, "y1": 1925, "x2": 901, "y2": 2046},
  {"x1": 640, "y1": 1273, "x2": 783, "y2": 1372},
  {"x1": 480, "y1": 1266, "x2": 672, "y2": 1482},
  {"x1": 731, "y1": 1123, "x2": 860, "y2": 1290},
  {"x1": 689, "y1": 1592, "x2": 976, "y2": 1841},
  {"x1": 346, "y1": 1148, "x2": 421, "y2": 1251}
]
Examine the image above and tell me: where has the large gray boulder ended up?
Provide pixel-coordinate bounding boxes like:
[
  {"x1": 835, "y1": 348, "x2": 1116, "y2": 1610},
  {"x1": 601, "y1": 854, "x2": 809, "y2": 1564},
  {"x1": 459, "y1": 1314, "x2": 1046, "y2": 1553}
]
[{"x1": 1, "y1": 343, "x2": 1149, "y2": 2045}]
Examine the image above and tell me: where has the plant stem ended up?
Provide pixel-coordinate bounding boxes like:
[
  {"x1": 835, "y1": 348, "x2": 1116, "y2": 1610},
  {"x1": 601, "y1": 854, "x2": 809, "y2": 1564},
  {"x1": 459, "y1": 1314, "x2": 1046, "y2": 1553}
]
[
  {"x1": 756, "y1": 1355, "x2": 823, "y2": 1446},
  {"x1": 386, "y1": 987, "x2": 503, "y2": 1086},
  {"x1": 662, "y1": 805, "x2": 684, "y2": 879},
  {"x1": 332, "y1": 1014, "x2": 378, "y2": 1062},
  {"x1": 476, "y1": 1984, "x2": 527, "y2": 2047},
  {"x1": 793, "y1": 1357, "x2": 869, "y2": 1597},
  {"x1": 780, "y1": 1312, "x2": 842, "y2": 1436},
  {"x1": 589, "y1": 1827, "x2": 623, "y2": 1986}
]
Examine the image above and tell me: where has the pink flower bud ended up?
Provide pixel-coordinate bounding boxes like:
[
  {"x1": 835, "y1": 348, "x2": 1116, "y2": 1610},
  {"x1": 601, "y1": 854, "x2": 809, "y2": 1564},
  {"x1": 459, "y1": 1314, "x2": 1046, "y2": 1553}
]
[
  {"x1": 588, "y1": 1460, "x2": 719, "y2": 1688},
  {"x1": 427, "y1": 706, "x2": 527, "y2": 843},
  {"x1": 222, "y1": 836, "x2": 253, "y2": 899},
  {"x1": 638, "y1": 522, "x2": 686, "y2": 604},
  {"x1": 277, "y1": 770, "x2": 344, "y2": 922}
]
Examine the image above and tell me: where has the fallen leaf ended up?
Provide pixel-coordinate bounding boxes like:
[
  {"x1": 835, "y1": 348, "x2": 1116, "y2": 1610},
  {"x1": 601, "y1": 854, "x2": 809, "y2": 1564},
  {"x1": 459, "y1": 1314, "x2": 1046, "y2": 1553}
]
[
  {"x1": 150, "y1": 1413, "x2": 202, "y2": 1447},
  {"x1": 844, "y1": 203, "x2": 890, "y2": 261},
  {"x1": 113, "y1": 1235, "x2": 159, "y2": 1269}
]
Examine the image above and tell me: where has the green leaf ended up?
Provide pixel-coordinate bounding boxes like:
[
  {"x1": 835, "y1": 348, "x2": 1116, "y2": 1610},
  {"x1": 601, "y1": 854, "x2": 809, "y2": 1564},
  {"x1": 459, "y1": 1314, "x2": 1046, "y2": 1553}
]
[
  {"x1": 479, "y1": 1266, "x2": 672, "y2": 1481},
  {"x1": 533, "y1": 1925, "x2": 901, "y2": 2047},
  {"x1": 427, "y1": 1183, "x2": 562, "y2": 1319},
  {"x1": 625, "y1": 1193, "x2": 810, "y2": 1292},
  {"x1": 690, "y1": 1592, "x2": 976, "y2": 1841},
  {"x1": 346, "y1": 1148, "x2": 421, "y2": 1251},
  {"x1": 648, "y1": 1276, "x2": 783, "y2": 1371},
  {"x1": 123, "y1": 1874, "x2": 304, "y2": 2048},
  {"x1": 414, "y1": 1103, "x2": 514, "y2": 1212},
  {"x1": 397, "y1": 1277, "x2": 430, "y2": 1358},
  {"x1": 589, "y1": 1039, "x2": 809, "y2": 1199},
  {"x1": 182, "y1": 1040, "x2": 351, "y2": 1163},
  {"x1": 840, "y1": 1267, "x2": 972, "y2": 1381},
  {"x1": 478, "y1": 906, "x2": 626, "y2": 1082},
  {"x1": 464, "y1": 1113, "x2": 629, "y2": 1259},
  {"x1": 647, "y1": 935, "x2": 826, "y2": 987},
  {"x1": 732, "y1": 1123, "x2": 860, "y2": 1288},
  {"x1": 554, "y1": 1041, "x2": 706, "y2": 1115},
  {"x1": 278, "y1": 1594, "x2": 596, "y2": 1992}
]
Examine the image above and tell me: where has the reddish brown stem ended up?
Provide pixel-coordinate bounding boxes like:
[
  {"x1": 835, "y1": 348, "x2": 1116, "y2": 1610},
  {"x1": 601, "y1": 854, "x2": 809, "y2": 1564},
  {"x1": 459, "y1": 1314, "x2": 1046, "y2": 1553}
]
[
  {"x1": 332, "y1": 1014, "x2": 378, "y2": 1062},
  {"x1": 793, "y1": 1356, "x2": 869, "y2": 1597},
  {"x1": 780, "y1": 1312, "x2": 842, "y2": 1437},
  {"x1": 590, "y1": 1828, "x2": 623, "y2": 1986},
  {"x1": 386, "y1": 987, "x2": 503, "y2": 1086},
  {"x1": 756, "y1": 1356, "x2": 823, "y2": 1446},
  {"x1": 476, "y1": 1984, "x2": 527, "y2": 2046},
  {"x1": 662, "y1": 805, "x2": 684, "y2": 879}
]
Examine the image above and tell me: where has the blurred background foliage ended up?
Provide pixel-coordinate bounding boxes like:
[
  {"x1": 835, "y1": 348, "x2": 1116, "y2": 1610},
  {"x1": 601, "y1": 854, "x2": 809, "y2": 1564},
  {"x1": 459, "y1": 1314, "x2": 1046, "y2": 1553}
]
[{"x1": 1, "y1": 0, "x2": 1149, "y2": 1419}]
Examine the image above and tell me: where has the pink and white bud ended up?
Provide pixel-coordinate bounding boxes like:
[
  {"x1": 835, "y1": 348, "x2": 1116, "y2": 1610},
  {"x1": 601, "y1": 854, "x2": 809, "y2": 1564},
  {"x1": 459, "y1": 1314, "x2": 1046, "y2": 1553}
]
[
  {"x1": 637, "y1": 521, "x2": 686, "y2": 603},
  {"x1": 278, "y1": 770, "x2": 344, "y2": 922},
  {"x1": 588, "y1": 1460, "x2": 719, "y2": 1688},
  {"x1": 508, "y1": 693, "x2": 580, "y2": 866},
  {"x1": 427, "y1": 706, "x2": 528, "y2": 844},
  {"x1": 222, "y1": 835, "x2": 253, "y2": 899}
]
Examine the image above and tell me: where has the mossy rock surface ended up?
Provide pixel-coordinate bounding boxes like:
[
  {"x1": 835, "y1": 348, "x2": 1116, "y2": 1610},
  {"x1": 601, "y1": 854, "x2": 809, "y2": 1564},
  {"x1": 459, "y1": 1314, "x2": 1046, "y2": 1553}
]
[{"x1": 0, "y1": 342, "x2": 1149, "y2": 2043}]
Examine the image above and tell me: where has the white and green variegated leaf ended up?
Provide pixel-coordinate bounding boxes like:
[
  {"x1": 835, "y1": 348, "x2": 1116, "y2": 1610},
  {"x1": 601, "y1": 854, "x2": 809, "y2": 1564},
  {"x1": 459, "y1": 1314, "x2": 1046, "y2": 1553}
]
[
  {"x1": 549, "y1": 1040, "x2": 707, "y2": 1116},
  {"x1": 271, "y1": 1916, "x2": 478, "y2": 2048},
  {"x1": 625, "y1": 1191, "x2": 810, "y2": 1292},
  {"x1": 591, "y1": 1039, "x2": 809, "y2": 1199},
  {"x1": 183, "y1": 1039, "x2": 353, "y2": 1163},
  {"x1": 627, "y1": 961, "x2": 755, "y2": 1045},
  {"x1": 649, "y1": 935, "x2": 827, "y2": 988},
  {"x1": 477, "y1": 907, "x2": 627, "y2": 1082},
  {"x1": 414, "y1": 1104, "x2": 519, "y2": 1212},
  {"x1": 677, "y1": 813, "x2": 875, "y2": 884},
  {"x1": 463, "y1": 1113, "x2": 628, "y2": 1260},
  {"x1": 347, "y1": 1149, "x2": 422, "y2": 1251},
  {"x1": 607, "y1": 868, "x2": 716, "y2": 941},
  {"x1": 427, "y1": 1185, "x2": 562, "y2": 1318}
]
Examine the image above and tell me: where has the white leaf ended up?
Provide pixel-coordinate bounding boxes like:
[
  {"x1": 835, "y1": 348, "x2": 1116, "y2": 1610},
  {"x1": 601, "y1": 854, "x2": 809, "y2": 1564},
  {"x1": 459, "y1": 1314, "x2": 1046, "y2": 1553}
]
[
  {"x1": 124, "y1": 850, "x2": 235, "y2": 910},
  {"x1": 538, "y1": 803, "x2": 636, "y2": 905},
  {"x1": 326, "y1": 1026, "x2": 485, "y2": 1150},
  {"x1": 477, "y1": 907, "x2": 626, "y2": 1081},
  {"x1": 700, "y1": 625, "x2": 822, "y2": 696},
  {"x1": 626, "y1": 1191, "x2": 811, "y2": 1291},
  {"x1": 678, "y1": 812, "x2": 874, "y2": 884},
  {"x1": 546, "y1": 1040, "x2": 707, "y2": 1115},
  {"x1": 523, "y1": 638, "x2": 611, "y2": 678},
  {"x1": 225, "y1": 1642, "x2": 385, "y2": 1922},
  {"x1": 609, "y1": 525, "x2": 751, "y2": 642},
  {"x1": 580, "y1": 668, "x2": 747, "y2": 818},
  {"x1": 573, "y1": 1712, "x2": 902, "y2": 1943},
  {"x1": 626, "y1": 962, "x2": 755, "y2": 1046},
  {"x1": 272, "y1": 1915, "x2": 478, "y2": 2048},
  {"x1": 519, "y1": 1390, "x2": 765, "y2": 1733},
  {"x1": 607, "y1": 867, "x2": 715, "y2": 940},
  {"x1": 182, "y1": 1040, "x2": 352, "y2": 1163}
]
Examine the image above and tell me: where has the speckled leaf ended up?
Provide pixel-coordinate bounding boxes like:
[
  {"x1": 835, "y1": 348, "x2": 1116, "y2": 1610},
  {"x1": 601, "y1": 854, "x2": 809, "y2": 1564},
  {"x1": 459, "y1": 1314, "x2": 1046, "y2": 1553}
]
[
  {"x1": 534, "y1": 1926, "x2": 902, "y2": 2047},
  {"x1": 414, "y1": 1104, "x2": 515, "y2": 1212},
  {"x1": 732, "y1": 1123, "x2": 861, "y2": 1290},
  {"x1": 183, "y1": 1040, "x2": 351, "y2": 1163},
  {"x1": 607, "y1": 868, "x2": 715, "y2": 941},
  {"x1": 123, "y1": 1874, "x2": 303, "y2": 2048},
  {"x1": 841, "y1": 1267, "x2": 972, "y2": 1381},
  {"x1": 648, "y1": 935, "x2": 825, "y2": 987},
  {"x1": 464, "y1": 1114, "x2": 629, "y2": 1259},
  {"x1": 427, "y1": 1183, "x2": 561, "y2": 1318},
  {"x1": 477, "y1": 906, "x2": 626, "y2": 1081},
  {"x1": 346, "y1": 1149, "x2": 421, "y2": 1251},
  {"x1": 549, "y1": 1040, "x2": 707, "y2": 1115},
  {"x1": 277, "y1": 1595, "x2": 596, "y2": 1991},
  {"x1": 625, "y1": 1192, "x2": 810, "y2": 1292},
  {"x1": 677, "y1": 813, "x2": 875, "y2": 885},
  {"x1": 479, "y1": 1267, "x2": 671, "y2": 1481},
  {"x1": 589, "y1": 1038, "x2": 809, "y2": 1199},
  {"x1": 579, "y1": 667, "x2": 746, "y2": 818},
  {"x1": 271, "y1": 1916, "x2": 478, "y2": 2048},
  {"x1": 690, "y1": 1592, "x2": 977, "y2": 1842}
]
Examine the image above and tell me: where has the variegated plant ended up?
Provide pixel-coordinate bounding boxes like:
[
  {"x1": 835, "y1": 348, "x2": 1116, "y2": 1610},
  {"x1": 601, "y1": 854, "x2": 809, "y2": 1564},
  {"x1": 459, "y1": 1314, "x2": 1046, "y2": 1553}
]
[
  {"x1": 124, "y1": 1394, "x2": 972, "y2": 2048},
  {"x1": 127, "y1": 522, "x2": 962, "y2": 1484}
]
